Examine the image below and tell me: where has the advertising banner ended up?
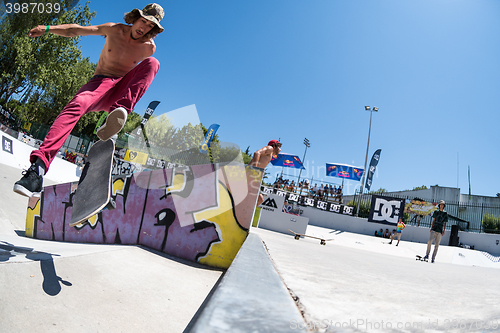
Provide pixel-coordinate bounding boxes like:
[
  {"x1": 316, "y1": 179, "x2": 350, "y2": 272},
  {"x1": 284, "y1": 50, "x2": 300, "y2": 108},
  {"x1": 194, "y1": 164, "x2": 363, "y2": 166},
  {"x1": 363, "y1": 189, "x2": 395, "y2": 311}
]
[
  {"x1": 271, "y1": 153, "x2": 305, "y2": 169},
  {"x1": 199, "y1": 124, "x2": 220, "y2": 154},
  {"x1": 368, "y1": 195, "x2": 405, "y2": 225},
  {"x1": 365, "y1": 149, "x2": 381, "y2": 191},
  {"x1": 326, "y1": 163, "x2": 363, "y2": 181}
]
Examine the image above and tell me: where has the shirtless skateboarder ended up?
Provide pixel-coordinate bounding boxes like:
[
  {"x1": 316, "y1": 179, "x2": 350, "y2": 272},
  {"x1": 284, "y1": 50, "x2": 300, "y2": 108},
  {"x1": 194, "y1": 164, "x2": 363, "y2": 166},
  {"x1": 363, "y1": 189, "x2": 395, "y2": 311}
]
[
  {"x1": 14, "y1": 3, "x2": 164, "y2": 197},
  {"x1": 249, "y1": 139, "x2": 282, "y2": 206}
]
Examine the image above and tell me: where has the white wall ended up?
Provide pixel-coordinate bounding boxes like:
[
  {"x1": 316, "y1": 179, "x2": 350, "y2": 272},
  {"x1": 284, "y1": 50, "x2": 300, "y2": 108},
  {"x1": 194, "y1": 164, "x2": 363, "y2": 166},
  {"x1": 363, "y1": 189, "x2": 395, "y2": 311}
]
[
  {"x1": 300, "y1": 206, "x2": 500, "y2": 255},
  {"x1": 1, "y1": 131, "x2": 80, "y2": 183},
  {"x1": 256, "y1": 193, "x2": 309, "y2": 235}
]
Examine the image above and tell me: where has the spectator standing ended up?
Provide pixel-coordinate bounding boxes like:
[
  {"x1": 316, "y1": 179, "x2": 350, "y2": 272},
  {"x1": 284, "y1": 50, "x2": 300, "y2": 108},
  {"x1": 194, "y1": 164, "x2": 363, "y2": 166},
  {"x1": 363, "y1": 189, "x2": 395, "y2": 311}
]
[
  {"x1": 389, "y1": 218, "x2": 406, "y2": 246},
  {"x1": 423, "y1": 200, "x2": 448, "y2": 263}
]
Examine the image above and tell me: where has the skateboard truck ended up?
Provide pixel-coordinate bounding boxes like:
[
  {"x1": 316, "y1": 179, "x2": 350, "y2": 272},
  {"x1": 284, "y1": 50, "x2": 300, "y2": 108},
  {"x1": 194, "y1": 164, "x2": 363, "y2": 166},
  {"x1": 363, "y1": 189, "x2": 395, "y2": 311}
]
[{"x1": 105, "y1": 197, "x2": 116, "y2": 210}]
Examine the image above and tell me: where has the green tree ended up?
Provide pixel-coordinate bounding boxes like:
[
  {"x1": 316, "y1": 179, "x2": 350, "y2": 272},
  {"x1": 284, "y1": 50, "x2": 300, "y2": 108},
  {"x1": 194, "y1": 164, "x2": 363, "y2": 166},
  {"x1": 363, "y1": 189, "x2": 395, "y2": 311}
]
[
  {"x1": 0, "y1": 1, "x2": 97, "y2": 132},
  {"x1": 346, "y1": 200, "x2": 371, "y2": 218},
  {"x1": 142, "y1": 113, "x2": 176, "y2": 147},
  {"x1": 482, "y1": 214, "x2": 500, "y2": 234},
  {"x1": 242, "y1": 146, "x2": 252, "y2": 164},
  {"x1": 368, "y1": 188, "x2": 387, "y2": 194},
  {"x1": 117, "y1": 116, "x2": 252, "y2": 166},
  {"x1": 412, "y1": 185, "x2": 428, "y2": 191},
  {"x1": 118, "y1": 111, "x2": 142, "y2": 139},
  {"x1": 171, "y1": 122, "x2": 204, "y2": 151}
]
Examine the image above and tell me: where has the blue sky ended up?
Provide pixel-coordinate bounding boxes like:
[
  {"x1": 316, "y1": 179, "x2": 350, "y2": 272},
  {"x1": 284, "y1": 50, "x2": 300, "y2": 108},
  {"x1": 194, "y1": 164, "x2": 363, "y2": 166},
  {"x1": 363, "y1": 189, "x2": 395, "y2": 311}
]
[{"x1": 74, "y1": 0, "x2": 500, "y2": 197}]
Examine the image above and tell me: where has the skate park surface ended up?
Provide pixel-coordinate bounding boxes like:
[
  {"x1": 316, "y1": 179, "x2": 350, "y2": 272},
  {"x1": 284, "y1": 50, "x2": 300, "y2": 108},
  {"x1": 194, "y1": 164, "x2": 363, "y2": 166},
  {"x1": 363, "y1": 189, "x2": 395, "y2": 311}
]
[{"x1": 1, "y1": 136, "x2": 500, "y2": 332}]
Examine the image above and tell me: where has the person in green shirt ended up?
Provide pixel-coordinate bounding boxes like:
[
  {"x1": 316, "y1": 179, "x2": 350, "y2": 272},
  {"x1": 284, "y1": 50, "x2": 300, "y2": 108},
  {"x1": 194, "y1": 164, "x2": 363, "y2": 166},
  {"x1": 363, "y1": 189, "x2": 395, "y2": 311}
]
[{"x1": 424, "y1": 200, "x2": 448, "y2": 263}]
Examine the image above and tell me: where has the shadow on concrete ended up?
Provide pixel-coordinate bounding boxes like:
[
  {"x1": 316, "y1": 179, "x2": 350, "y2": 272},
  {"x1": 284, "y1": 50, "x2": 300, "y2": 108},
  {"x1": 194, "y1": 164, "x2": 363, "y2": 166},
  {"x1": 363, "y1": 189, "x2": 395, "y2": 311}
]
[
  {"x1": 0, "y1": 241, "x2": 72, "y2": 296},
  {"x1": 139, "y1": 245, "x2": 226, "y2": 272}
]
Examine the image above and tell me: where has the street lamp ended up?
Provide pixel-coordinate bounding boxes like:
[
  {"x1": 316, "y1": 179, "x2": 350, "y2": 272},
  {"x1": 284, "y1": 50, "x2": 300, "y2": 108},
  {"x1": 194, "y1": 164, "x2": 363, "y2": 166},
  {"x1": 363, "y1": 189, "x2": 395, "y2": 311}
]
[
  {"x1": 356, "y1": 106, "x2": 378, "y2": 217},
  {"x1": 297, "y1": 138, "x2": 310, "y2": 196}
]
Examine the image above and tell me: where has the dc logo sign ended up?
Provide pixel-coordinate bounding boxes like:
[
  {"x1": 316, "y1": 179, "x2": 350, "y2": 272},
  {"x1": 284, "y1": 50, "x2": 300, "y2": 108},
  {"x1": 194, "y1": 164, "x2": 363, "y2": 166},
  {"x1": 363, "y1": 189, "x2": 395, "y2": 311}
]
[
  {"x1": 2, "y1": 136, "x2": 13, "y2": 154},
  {"x1": 368, "y1": 195, "x2": 404, "y2": 225}
]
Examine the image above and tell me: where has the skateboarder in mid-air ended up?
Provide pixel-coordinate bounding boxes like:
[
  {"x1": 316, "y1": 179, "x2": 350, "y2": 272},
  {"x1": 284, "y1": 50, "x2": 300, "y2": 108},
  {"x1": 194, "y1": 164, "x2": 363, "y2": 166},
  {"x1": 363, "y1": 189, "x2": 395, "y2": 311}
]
[
  {"x1": 249, "y1": 140, "x2": 282, "y2": 206},
  {"x1": 13, "y1": 3, "x2": 164, "y2": 197}
]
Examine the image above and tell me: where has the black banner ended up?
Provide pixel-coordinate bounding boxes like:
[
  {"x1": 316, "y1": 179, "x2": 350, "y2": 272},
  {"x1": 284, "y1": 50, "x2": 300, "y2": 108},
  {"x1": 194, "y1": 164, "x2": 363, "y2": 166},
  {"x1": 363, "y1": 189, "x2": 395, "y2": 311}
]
[
  {"x1": 365, "y1": 149, "x2": 381, "y2": 191},
  {"x1": 2, "y1": 136, "x2": 13, "y2": 154},
  {"x1": 368, "y1": 195, "x2": 405, "y2": 225},
  {"x1": 136, "y1": 101, "x2": 161, "y2": 135}
]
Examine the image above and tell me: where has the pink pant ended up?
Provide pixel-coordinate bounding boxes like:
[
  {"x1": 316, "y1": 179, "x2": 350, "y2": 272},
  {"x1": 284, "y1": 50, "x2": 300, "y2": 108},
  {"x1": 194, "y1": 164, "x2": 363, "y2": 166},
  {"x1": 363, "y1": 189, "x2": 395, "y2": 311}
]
[{"x1": 30, "y1": 57, "x2": 160, "y2": 171}]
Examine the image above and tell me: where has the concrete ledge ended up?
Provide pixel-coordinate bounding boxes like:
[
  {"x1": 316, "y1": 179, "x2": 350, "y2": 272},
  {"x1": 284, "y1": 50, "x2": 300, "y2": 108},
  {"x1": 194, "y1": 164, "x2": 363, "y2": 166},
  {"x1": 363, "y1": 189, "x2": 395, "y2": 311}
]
[{"x1": 188, "y1": 233, "x2": 307, "y2": 333}]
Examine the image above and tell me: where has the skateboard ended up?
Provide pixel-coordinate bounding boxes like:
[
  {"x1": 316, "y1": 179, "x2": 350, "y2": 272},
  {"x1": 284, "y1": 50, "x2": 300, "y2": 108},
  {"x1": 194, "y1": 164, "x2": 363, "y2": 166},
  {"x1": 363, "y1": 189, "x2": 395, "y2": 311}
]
[
  {"x1": 70, "y1": 140, "x2": 115, "y2": 227},
  {"x1": 288, "y1": 229, "x2": 333, "y2": 245},
  {"x1": 416, "y1": 255, "x2": 428, "y2": 262}
]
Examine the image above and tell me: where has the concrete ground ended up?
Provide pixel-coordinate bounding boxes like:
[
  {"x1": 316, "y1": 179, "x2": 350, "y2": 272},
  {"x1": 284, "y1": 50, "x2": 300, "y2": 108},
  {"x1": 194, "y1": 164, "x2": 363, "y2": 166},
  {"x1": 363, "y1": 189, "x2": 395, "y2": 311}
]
[
  {"x1": 2, "y1": 144, "x2": 500, "y2": 333},
  {"x1": 253, "y1": 226, "x2": 500, "y2": 333},
  {"x1": 0, "y1": 163, "x2": 223, "y2": 333}
]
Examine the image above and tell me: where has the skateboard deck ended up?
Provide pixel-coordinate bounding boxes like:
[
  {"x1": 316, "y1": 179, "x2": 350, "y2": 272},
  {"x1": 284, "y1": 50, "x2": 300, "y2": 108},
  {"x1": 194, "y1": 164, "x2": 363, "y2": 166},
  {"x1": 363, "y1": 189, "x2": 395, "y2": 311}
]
[
  {"x1": 70, "y1": 140, "x2": 115, "y2": 227},
  {"x1": 416, "y1": 255, "x2": 428, "y2": 262},
  {"x1": 288, "y1": 229, "x2": 333, "y2": 245}
]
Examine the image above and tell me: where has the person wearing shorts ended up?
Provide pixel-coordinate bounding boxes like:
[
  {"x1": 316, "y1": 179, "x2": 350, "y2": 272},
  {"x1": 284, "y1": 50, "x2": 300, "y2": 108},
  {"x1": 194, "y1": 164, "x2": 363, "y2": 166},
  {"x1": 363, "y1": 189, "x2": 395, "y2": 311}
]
[{"x1": 390, "y1": 217, "x2": 406, "y2": 246}]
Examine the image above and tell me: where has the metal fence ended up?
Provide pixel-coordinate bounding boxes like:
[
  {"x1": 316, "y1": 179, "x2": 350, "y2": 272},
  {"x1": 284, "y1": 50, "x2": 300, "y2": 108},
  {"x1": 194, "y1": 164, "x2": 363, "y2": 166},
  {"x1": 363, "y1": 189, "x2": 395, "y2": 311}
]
[{"x1": 350, "y1": 192, "x2": 500, "y2": 234}]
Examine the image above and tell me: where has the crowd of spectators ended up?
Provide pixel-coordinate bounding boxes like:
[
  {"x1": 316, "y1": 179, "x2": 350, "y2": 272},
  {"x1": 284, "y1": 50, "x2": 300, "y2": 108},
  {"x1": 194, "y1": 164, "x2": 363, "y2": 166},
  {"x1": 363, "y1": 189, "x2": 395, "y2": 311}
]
[{"x1": 272, "y1": 176, "x2": 343, "y2": 203}]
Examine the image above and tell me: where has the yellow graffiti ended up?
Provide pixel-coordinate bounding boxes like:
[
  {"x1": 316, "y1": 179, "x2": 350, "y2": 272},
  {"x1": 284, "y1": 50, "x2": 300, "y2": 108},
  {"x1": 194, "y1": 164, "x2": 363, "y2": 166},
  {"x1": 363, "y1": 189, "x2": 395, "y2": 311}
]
[
  {"x1": 112, "y1": 178, "x2": 125, "y2": 194},
  {"x1": 25, "y1": 197, "x2": 41, "y2": 238},
  {"x1": 166, "y1": 173, "x2": 185, "y2": 193},
  {"x1": 225, "y1": 165, "x2": 246, "y2": 181},
  {"x1": 196, "y1": 183, "x2": 247, "y2": 269},
  {"x1": 124, "y1": 149, "x2": 148, "y2": 164}
]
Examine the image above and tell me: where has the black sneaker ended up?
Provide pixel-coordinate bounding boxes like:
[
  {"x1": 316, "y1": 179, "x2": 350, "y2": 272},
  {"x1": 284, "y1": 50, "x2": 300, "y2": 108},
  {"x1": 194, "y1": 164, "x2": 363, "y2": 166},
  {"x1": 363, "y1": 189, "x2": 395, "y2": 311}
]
[{"x1": 13, "y1": 164, "x2": 43, "y2": 197}]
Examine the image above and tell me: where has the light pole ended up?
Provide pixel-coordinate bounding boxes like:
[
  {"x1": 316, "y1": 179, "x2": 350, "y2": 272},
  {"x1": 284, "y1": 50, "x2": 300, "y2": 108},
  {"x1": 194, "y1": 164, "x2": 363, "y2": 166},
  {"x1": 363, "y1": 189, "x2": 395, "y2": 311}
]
[
  {"x1": 297, "y1": 138, "x2": 310, "y2": 196},
  {"x1": 356, "y1": 106, "x2": 378, "y2": 217}
]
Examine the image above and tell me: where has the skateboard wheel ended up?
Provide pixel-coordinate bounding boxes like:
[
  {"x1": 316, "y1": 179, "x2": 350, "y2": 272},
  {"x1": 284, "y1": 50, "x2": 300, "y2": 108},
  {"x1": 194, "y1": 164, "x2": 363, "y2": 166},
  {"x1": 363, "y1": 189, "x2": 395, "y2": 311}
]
[
  {"x1": 294, "y1": 235, "x2": 300, "y2": 240},
  {"x1": 320, "y1": 240, "x2": 325, "y2": 245}
]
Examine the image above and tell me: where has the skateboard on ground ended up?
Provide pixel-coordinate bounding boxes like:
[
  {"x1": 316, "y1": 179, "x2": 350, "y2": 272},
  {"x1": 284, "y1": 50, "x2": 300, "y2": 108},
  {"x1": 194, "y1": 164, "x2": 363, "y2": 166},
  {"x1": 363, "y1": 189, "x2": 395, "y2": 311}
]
[
  {"x1": 288, "y1": 229, "x2": 333, "y2": 245},
  {"x1": 70, "y1": 140, "x2": 115, "y2": 227},
  {"x1": 416, "y1": 255, "x2": 428, "y2": 262}
]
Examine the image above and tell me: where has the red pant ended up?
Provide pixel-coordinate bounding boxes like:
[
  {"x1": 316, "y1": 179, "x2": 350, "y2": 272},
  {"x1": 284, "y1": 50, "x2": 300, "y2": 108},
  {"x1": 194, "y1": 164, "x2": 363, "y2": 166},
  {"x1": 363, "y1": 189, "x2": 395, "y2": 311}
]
[{"x1": 30, "y1": 57, "x2": 160, "y2": 171}]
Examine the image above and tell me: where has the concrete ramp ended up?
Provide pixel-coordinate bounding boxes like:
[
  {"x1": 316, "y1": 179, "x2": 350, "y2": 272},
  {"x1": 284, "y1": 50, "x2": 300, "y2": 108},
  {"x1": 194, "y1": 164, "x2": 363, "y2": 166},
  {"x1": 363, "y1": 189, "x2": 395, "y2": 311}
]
[{"x1": 25, "y1": 163, "x2": 263, "y2": 269}]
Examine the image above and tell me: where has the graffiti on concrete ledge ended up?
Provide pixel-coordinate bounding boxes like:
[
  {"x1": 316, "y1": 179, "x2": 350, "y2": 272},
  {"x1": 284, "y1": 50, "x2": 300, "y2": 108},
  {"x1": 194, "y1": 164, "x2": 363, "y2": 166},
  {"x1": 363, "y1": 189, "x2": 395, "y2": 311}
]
[{"x1": 26, "y1": 163, "x2": 262, "y2": 269}]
